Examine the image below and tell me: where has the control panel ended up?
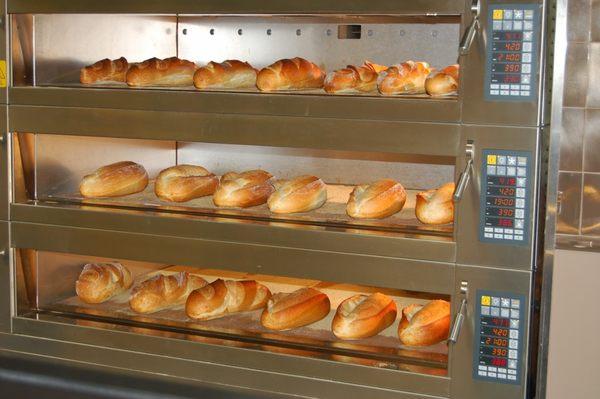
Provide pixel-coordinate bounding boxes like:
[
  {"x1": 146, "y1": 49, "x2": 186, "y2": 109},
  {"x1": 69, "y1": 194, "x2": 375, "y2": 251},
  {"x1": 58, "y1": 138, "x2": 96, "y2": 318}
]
[
  {"x1": 479, "y1": 150, "x2": 531, "y2": 245},
  {"x1": 473, "y1": 290, "x2": 525, "y2": 384},
  {"x1": 485, "y1": 3, "x2": 540, "y2": 101}
]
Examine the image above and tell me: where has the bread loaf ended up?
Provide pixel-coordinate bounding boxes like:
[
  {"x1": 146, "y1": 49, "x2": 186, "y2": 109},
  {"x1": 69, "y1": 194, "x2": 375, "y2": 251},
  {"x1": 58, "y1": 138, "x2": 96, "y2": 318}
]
[
  {"x1": 425, "y1": 64, "x2": 460, "y2": 96},
  {"x1": 398, "y1": 300, "x2": 451, "y2": 346},
  {"x1": 80, "y1": 161, "x2": 149, "y2": 198},
  {"x1": 332, "y1": 292, "x2": 397, "y2": 340},
  {"x1": 129, "y1": 272, "x2": 207, "y2": 314},
  {"x1": 324, "y1": 61, "x2": 387, "y2": 94},
  {"x1": 126, "y1": 57, "x2": 197, "y2": 87},
  {"x1": 80, "y1": 57, "x2": 129, "y2": 84},
  {"x1": 186, "y1": 279, "x2": 271, "y2": 320},
  {"x1": 377, "y1": 61, "x2": 432, "y2": 95},
  {"x1": 194, "y1": 60, "x2": 257, "y2": 89},
  {"x1": 267, "y1": 175, "x2": 327, "y2": 214},
  {"x1": 415, "y1": 182, "x2": 455, "y2": 225},
  {"x1": 76, "y1": 262, "x2": 133, "y2": 304},
  {"x1": 213, "y1": 169, "x2": 274, "y2": 208},
  {"x1": 256, "y1": 57, "x2": 325, "y2": 91},
  {"x1": 347, "y1": 179, "x2": 407, "y2": 219},
  {"x1": 154, "y1": 165, "x2": 218, "y2": 202},
  {"x1": 261, "y1": 287, "x2": 331, "y2": 330}
]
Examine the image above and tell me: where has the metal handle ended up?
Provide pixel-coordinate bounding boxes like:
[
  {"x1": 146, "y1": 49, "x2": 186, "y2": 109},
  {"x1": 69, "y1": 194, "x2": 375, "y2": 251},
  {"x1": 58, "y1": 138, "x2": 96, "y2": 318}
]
[
  {"x1": 459, "y1": 0, "x2": 481, "y2": 55},
  {"x1": 453, "y1": 159, "x2": 473, "y2": 202},
  {"x1": 449, "y1": 298, "x2": 467, "y2": 343}
]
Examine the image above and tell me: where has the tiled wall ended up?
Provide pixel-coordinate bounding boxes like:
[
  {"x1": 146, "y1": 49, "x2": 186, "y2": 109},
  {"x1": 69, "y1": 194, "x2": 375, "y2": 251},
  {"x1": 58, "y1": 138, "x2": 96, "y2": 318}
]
[{"x1": 557, "y1": 0, "x2": 600, "y2": 236}]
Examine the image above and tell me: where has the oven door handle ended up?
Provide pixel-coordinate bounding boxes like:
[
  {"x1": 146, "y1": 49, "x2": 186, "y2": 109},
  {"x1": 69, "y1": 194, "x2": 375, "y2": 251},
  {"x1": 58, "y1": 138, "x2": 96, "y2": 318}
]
[
  {"x1": 459, "y1": 0, "x2": 481, "y2": 55},
  {"x1": 449, "y1": 298, "x2": 467, "y2": 344}
]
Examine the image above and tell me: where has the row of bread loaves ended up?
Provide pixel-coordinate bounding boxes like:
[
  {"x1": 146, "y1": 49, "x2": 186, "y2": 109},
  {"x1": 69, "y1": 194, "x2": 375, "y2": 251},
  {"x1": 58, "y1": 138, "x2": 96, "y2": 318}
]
[
  {"x1": 79, "y1": 161, "x2": 454, "y2": 224},
  {"x1": 76, "y1": 262, "x2": 450, "y2": 345},
  {"x1": 81, "y1": 56, "x2": 459, "y2": 96}
]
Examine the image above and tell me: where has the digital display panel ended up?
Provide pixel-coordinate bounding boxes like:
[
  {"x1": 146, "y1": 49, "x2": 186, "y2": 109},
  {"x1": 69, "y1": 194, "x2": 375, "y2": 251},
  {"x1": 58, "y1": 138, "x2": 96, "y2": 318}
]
[
  {"x1": 493, "y1": 31, "x2": 523, "y2": 41},
  {"x1": 491, "y1": 73, "x2": 522, "y2": 84},
  {"x1": 485, "y1": 217, "x2": 514, "y2": 228},
  {"x1": 487, "y1": 186, "x2": 516, "y2": 196},
  {"x1": 493, "y1": 52, "x2": 522, "y2": 62},
  {"x1": 492, "y1": 41, "x2": 522, "y2": 52}
]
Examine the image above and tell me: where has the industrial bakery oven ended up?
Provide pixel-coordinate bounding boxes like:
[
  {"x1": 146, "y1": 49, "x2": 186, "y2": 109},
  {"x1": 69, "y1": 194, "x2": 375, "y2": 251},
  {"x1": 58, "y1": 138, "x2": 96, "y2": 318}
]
[{"x1": 1, "y1": 0, "x2": 551, "y2": 398}]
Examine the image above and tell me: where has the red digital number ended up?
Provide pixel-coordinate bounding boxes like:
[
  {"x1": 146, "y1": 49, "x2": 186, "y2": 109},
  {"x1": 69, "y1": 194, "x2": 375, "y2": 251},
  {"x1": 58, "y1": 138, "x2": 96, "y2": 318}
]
[
  {"x1": 494, "y1": 198, "x2": 515, "y2": 206},
  {"x1": 491, "y1": 358, "x2": 508, "y2": 367},
  {"x1": 498, "y1": 219, "x2": 513, "y2": 227},
  {"x1": 505, "y1": 53, "x2": 521, "y2": 62},
  {"x1": 504, "y1": 64, "x2": 521, "y2": 73},
  {"x1": 499, "y1": 187, "x2": 515, "y2": 196},
  {"x1": 498, "y1": 208, "x2": 514, "y2": 217},
  {"x1": 504, "y1": 42, "x2": 522, "y2": 51}
]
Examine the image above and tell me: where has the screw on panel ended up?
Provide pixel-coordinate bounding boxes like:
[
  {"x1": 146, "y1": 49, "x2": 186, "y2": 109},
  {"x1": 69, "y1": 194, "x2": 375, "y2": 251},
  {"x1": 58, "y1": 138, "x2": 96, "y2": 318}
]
[
  {"x1": 368, "y1": 29, "x2": 374, "y2": 37},
  {"x1": 267, "y1": 28, "x2": 272, "y2": 35},
  {"x1": 182, "y1": 28, "x2": 188, "y2": 35},
  {"x1": 238, "y1": 29, "x2": 243, "y2": 35},
  {"x1": 296, "y1": 29, "x2": 302, "y2": 36},
  {"x1": 432, "y1": 30, "x2": 439, "y2": 37},
  {"x1": 399, "y1": 30, "x2": 406, "y2": 36},
  {"x1": 209, "y1": 28, "x2": 215, "y2": 35},
  {"x1": 326, "y1": 29, "x2": 332, "y2": 36}
]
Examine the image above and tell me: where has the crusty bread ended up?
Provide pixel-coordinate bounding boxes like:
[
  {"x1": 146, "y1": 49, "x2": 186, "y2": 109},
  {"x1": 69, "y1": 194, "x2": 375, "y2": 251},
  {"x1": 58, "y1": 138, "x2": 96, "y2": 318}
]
[
  {"x1": 80, "y1": 57, "x2": 129, "y2": 84},
  {"x1": 194, "y1": 60, "x2": 257, "y2": 89},
  {"x1": 377, "y1": 61, "x2": 432, "y2": 95},
  {"x1": 186, "y1": 279, "x2": 271, "y2": 320},
  {"x1": 332, "y1": 292, "x2": 397, "y2": 340},
  {"x1": 415, "y1": 182, "x2": 455, "y2": 225},
  {"x1": 76, "y1": 262, "x2": 133, "y2": 304},
  {"x1": 213, "y1": 169, "x2": 274, "y2": 208},
  {"x1": 425, "y1": 64, "x2": 460, "y2": 96},
  {"x1": 398, "y1": 300, "x2": 451, "y2": 346},
  {"x1": 324, "y1": 61, "x2": 387, "y2": 94},
  {"x1": 129, "y1": 271, "x2": 207, "y2": 314},
  {"x1": 261, "y1": 287, "x2": 331, "y2": 330},
  {"x1": 154, "y1": 165, "x2": 218, "y2": 202},
  {"x1": 267, "y1": 175, "x2": 327, "y2": 214},
  {"x1": 126, "y1": 57, "x2": 197, "y2": 87},
  {"x1": 80, "y1": 161, "x2": 149, "y2": 198},
  {"x1": 347, "y1": 179, "x2": 407, "y2": 219},
  {"x1": 256, "y1": 57, "x2": 325, "y2": 91}
]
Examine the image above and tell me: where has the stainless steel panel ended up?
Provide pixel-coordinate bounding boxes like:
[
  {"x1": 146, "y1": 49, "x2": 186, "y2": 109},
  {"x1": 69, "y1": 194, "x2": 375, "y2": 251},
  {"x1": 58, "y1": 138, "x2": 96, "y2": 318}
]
[
  {"x1": 567, "y1": 0, "x2": 592, "y2": 42},
  {"x1": 0, "y1": 222, "x2": 9, "y2": 332},
  {"x1": 559, "y1": 107, "x2": 584, "y2": 171},
  {"x1": 0, "y1": 109, "x2": 7, "y2": 220},
  {"x1": 0, "y1": 0, "x2": 6, "y2": 104},
  {"x1": 556, "y1": 172, "x2": 582, "y2": 234},
  {"x1": 562, "y1": 43, "x2": 589, "y2": 108},
  {"x1": 587, "y1": 42, "x2": 600, "y2": 107},
  {"x1": 582, "y1": 173, "x2": 600, "y2": 235},
  {"x1": 584, "y1": 109, "x2": 600, "y2": 172},
  {"x1": 34, "y1": 15, "x2": 177, "y2": 85},
  {"x1": 592, "y1": 0, "x2": 600, "y2": 42}
]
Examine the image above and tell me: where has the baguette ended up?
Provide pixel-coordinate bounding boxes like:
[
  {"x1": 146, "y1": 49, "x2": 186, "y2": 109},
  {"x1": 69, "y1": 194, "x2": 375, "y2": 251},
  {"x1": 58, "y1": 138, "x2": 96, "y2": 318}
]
[
  {"x1": 154, "y1": 165, "x2": 218, "y2": 202},
  {"x1": 80, "y1": 161, "x2": 149, "y2": 198},
  {"x1": 186, "y1": 279, "x2": 271, "y2": 320},
  {"x1": 425, "y1": 64, "x2": 460, "y2": 96},
  {"x1": 398, "y1": 300, "x2": 451, "y2": 346},
  {"x1": 129, "y1": 272, "x2": 207, "y2": 314},
  {"x1": 80, "y1": 57, "x2": 129, "y2": 84},
  {"x1": 347, "y1": 179, "x2": 407, "y2": 219},
  {"x1": 75, "y1": 262, "x2": 133, "y2": 304},
  {"x1": 415, "y1": 182, "x2": 455, "y2": 225},
  {"x1": 194, "y1": 60, "x2": 257, "y2": 89},
  {"x1": 261, "y1": 287, "x2": 331, "y2": 330},
  {"x1": 267, "y1": 175, "x2": 327, "y2": 214},
  {"x1": 324, "y1": 61, "x2": 387, "y2": 94},
  {"x1": 126, "y1": 57, "x2": 197, "y2": 87},
  {"x1": 213, "y1": 169, "x2": 274, "y2": 208},
  {"x1": 332, "y1": 293, "x2": 397, "y2": 340},
  {"x1": 377, "y1": 61, "x2": 432, "y2": 95},
  {"x1": 256, "y1": 57, "x2": 325, "y2": 91}
]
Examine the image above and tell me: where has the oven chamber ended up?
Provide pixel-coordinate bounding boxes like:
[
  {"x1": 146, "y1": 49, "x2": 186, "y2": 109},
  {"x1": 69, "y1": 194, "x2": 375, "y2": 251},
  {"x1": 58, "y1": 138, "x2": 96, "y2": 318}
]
[{"x1": 1, "y1": 1, "x2": 550, "y2": 398}]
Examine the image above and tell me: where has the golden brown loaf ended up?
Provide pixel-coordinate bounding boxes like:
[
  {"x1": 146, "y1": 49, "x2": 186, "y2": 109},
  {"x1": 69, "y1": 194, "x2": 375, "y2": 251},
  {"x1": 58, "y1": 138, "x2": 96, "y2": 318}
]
[
  {"x1": 347, "y1": 179, "x2": 407, "y2": 219},
  {"x1": 415, "y1": 182, "x2": 455, "y2": 225},
  {"x1": 324, "y1": 61, "x2": 387, "y2": 93},
  {"x1": 261, "y1": 287, "x2": 331, "y2": 330},
  {"x1": 79, "y1": 161, "x2": 149, "y2": 198},
  {"x1": 129, "y1": 271, "x2": 207, "y2": 314},
  {"x1": 425, "y1": 64, "x2": 460, "y2": 96},
  {"x1": 398, "y1": 300, "x2": 451, "y2": 346},
  {"x1": 332, "y1": 293, "x2": 397, "y2": 340},
  {"x1": 186, "y1": 279, "x2": 271, "y2": 320},
  {"x1": 213, "y1": 169, "x2": 274, "y2": 208},
  {"x1": 154, "y1": 165, "x2": 218, "y2": 202},
  {"x1": 80, "y1": 57, "x2": 129, "y2": 84},
  {"x1": 267, "y1": 175, "x2": 327, "y2": 214},
  {"x1": 76, "y1": 262, "x2": 133, "y2": 304},
  {"x1": 256, "y1": 57, "x2": 325, "y2": 91},
  {"x1": 193, "y1": 60, "x2": 257, "y2": 89},
  {"x1": 126, "y1": 57, "x2": 197, "y2": 87},
  {"x1": 377, "y1": 61, "x2": 433, "y2": 95}
]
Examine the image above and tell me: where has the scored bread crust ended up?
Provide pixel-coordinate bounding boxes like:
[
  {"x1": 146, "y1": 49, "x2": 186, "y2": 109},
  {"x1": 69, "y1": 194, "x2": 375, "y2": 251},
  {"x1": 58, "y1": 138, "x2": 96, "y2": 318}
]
[
  {"x1": 154, "y1": 165, "x2": 218, "y2": 202},
  {"x1": 126, "y1": 57, "x2": 197, "y2": 87},
  {"x1": 193, "y1": 60, "x2": 258, "y2": 89},
  {"x1": 267, "y1": 175, "x2": 327, "y2": 214},
  {"x1": 185, "y1": 279, "x2": 272, "y2": 320},
  {"x1": 213, "y1": 169, "x2": 274, "y2": 208},
  {"x1": 80, "y1": 57, "x2": 129, "y2": 84},
  {"x1": 425, "y1": 64, "x2": 460, "y2": 96},
  {"x1": 324, "y1": 61, "x2": 387, "y2": 93},
  {"x1": 398, "y1": 300, "x2": 451, "y2": 346},
  {"x1": 261, "y1": 287, "x2": 331, "y2": 331},
  {"x1": 415, "y1": 182, "x2": 455, "y2": 225},
  {"x1": 129, "y1": 271, "x2": 207, "y2": 314},
  {"x1": 377, "y1": 61, "x2": 432, "y2": 95},
  {"x1": 79, "y1": 161, "x2": 149, "y2": 198},
  {"x1": 347, "y1": 179, "x2": 407, "y2": 219},
  {"x1": 332, "y1": 292, "x2": 397, "y2": 340},
  {"x1": 256, "y1": 57, "x2": 325, "y2": 91},
  {"x1": 75, "y1": 262, "x2": 133, "y2": 304}
]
